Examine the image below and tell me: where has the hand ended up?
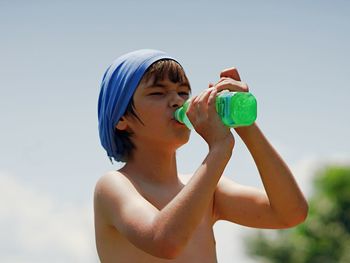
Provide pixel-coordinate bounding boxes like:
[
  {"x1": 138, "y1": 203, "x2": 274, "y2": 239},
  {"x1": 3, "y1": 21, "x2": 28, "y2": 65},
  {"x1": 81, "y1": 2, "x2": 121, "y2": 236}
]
[
  {"x1": 186, "y1": 87, "x2": 234, "y2": 151},
  {"x1": 185, "y1": 67, "x2": 248, "y2": 151},
  {"x1": 209, "y1": 67, "x2": 249, "y2": 93}
]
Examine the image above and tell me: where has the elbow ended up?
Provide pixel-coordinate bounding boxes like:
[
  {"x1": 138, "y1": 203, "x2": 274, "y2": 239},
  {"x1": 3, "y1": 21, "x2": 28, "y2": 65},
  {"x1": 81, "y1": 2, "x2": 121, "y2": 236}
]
[
  {"x1": 152, "y1": 234, "x2": 185, "y2": 259},
  {"x1": 153, "y1": 238, "x2": 183, "y2": 259},
  {"x1": 147, "y1": 216, "x2": 191, "y2": 259},
  {"x1": 297, "y1": 201, "x2": 309, "y2": 224},
  {"x1": 281, "y1": 201, "x2": 309, "y2": 228},
  {"x1": 294, "y1": 199, "x2": 309, "y2": 225},
  {"x1": 131, "y1": 231, "x2": 184, "y2": 259}
]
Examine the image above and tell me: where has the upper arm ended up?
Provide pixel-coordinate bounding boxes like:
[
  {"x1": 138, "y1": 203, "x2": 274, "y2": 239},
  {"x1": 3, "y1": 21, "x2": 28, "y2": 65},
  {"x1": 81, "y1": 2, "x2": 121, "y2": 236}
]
[
  {"x1": 94, "y1": 172, "x2": 159, "y2": 251},
  {"x1": 213, "y1": 176, "x2": 287, "y2": 229}
]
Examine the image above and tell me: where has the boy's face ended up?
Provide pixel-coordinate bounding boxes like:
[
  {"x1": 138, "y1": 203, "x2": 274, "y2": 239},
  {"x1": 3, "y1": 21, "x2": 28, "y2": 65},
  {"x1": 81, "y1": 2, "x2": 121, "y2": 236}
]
[{"x1": 122, "y1": 75, "x2": 191, "y2": 150}]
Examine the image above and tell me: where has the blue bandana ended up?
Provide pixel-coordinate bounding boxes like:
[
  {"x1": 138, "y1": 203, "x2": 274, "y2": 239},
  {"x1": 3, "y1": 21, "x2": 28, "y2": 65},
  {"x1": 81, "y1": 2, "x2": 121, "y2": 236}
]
[{"x1": 98, "y1": 49, "x2": 176, "y2": 162}]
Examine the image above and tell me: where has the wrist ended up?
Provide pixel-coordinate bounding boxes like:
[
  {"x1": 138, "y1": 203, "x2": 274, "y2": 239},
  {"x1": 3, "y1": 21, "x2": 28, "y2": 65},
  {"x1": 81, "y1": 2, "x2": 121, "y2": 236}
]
[
  {"x1": 235, "y1": 122, "x2": 258, "y2": 137},
  {"x1": 208, "y1": 136, "x2": 234, "y2": 156}
]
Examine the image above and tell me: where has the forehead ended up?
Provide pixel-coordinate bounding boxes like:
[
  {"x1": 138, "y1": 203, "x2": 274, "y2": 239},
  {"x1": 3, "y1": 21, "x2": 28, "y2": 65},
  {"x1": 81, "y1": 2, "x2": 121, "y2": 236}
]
[
  {"x1": 138, "y1": 75, "x2": 189, "y2": 90},
  {"x1": 136, "y1": 75, "x2": 156, "y2": 91},
  {"x1": 140, "y1": 59, "x2": 190, "y2": 86},
  {"x1": 141, "y1": 74, "x2": 190, "y2": 92}
]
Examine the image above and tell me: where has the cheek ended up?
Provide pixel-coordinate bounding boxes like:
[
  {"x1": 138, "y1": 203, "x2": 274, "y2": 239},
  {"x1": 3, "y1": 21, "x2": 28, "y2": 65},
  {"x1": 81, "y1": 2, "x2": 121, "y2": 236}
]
[
  {"x1": 131, "y1": 97, "x2": 170, "y2": 130},
  {"x1": 138, "y1": 102, "x2": 164, "y2": 119},
  {"x1": 131, "y1": 106, "x2": 160, "y2": 128}
]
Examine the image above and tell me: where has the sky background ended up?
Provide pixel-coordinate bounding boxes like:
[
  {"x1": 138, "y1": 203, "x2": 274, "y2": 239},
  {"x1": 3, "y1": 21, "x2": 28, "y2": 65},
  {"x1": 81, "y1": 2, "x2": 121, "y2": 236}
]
[{"x1": 1, "y1": 0, "x2": 349, "y2": 262}]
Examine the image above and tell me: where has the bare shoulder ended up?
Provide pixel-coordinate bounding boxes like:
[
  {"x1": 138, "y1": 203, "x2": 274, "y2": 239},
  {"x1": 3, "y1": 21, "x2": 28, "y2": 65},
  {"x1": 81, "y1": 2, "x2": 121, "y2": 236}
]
[
  {"x1": 94, "y1": 170, "x2": 138, "y2": 221},
  {"x1": 94, "y1": 170, "x2": 144, "y2": 205},
  {"x1": 95, "y1": 170, "x2": 129, "y2": 188},
  {"x1": 94, "y1": 170, "x2": 132, "y2": 199},
  {"x1": 94, "y1": 170, "x2": 159, "y2": 227}
]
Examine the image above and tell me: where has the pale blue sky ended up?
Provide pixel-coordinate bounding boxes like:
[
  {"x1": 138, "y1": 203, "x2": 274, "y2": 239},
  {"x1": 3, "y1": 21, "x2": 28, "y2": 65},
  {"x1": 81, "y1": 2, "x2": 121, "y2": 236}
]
[{"x1": 1, "y1": 1, "x2": 349, "y2": 262}]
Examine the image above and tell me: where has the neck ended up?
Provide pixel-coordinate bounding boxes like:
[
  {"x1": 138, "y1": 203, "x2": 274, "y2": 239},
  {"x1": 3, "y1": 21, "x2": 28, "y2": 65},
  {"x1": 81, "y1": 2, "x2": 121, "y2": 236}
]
[{"x1": 121, "y1": 142, "x2": 180, "y2": 186}]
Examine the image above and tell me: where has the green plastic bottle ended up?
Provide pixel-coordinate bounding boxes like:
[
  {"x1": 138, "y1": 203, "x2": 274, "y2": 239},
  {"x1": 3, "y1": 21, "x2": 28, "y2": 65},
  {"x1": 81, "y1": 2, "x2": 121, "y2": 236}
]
[{"x1": 174, "y1": 91, "x2": 257, "y2": 129}]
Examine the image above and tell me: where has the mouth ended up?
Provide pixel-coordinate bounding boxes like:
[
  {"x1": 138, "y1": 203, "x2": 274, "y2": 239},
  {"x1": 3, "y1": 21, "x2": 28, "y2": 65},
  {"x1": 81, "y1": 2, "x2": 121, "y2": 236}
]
[{"x1": 171, "y1": 118, "x2": 186, "y2": 126}]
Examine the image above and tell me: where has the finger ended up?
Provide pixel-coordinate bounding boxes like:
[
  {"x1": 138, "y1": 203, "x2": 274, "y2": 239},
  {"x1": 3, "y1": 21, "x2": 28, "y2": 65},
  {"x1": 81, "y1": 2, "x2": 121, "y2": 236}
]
[
  {"x1": 215, "y1": 79, "x2": 249, "y2": 93},
  {"x1": 207, "y1": 88, "x2": 218, "y2": 110},
  {"x1": 197, "y1": 88, "x2": 213, "y2": 105},
  {"x1": 215, "y1": 77, "x2": 229, "y2": 84},
  {"x1": 187, "y1": 96, "x2": 197, "y2": 109},
  {"x1": 208, "y1": 82, "x2": 214, "y2": 89},
  {"x1": 187, "y1": 90, "x2": 212, "y2": 120},
  {"x1": 190, "y1": 89, "x2": 210, "y2": 109},
  {"x1": 220, "y1": 67, "x2": 241, "y2": 81},
  {"x1": 213, "y1": 77, "x2": 233, "y2": 86}
]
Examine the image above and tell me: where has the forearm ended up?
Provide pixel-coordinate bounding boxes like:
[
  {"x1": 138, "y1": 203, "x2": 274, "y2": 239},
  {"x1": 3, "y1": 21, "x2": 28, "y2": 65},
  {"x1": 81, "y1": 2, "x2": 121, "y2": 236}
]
[
  {"x1": 235, "y1": 123, "x2": 308, "y2": 224},
  {"x1": 153, "y1": 144, "x2": 232, "y2": 250}
]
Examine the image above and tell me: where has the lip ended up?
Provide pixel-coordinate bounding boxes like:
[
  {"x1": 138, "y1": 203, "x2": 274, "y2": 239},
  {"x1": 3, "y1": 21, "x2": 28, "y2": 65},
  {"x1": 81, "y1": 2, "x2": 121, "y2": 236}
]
[{"x1": 171, "y1": 118, "x2": 186, "y2": 126}]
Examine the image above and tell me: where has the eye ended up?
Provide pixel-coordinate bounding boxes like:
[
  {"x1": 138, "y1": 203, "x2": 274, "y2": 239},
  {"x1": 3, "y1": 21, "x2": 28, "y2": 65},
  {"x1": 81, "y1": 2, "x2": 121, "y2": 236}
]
[
  {"x1": 178, "y1": 92, "x2": 190, "y2": 97},
  {"x1": 149, "y1": 92, "x2": 164, "y2": 96}
]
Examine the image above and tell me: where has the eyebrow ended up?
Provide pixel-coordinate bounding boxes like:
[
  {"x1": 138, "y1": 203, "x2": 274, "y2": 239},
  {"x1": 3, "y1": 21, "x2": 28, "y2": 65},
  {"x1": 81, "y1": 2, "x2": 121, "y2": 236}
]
[
  {"x1": 145, "y1": 83, "x2": 166, "y2": 89},
  {"x1": 145, "y1": 82, "x2": 191, "y2": 91}
]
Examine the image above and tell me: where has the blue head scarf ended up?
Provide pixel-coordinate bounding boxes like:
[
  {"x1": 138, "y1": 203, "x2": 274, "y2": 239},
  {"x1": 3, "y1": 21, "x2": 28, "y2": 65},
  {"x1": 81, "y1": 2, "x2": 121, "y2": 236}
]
[{"x1": 98, "y1": 49, "x2": 177, "y2": 162}]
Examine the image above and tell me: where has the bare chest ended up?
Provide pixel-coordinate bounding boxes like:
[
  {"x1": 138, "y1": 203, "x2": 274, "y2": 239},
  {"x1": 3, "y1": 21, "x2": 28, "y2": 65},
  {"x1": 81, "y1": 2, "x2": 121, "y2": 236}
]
[
  {"x1": 96, "y1": 211, "x2": 217, "y2": 263},
  {"x1": 95, "y1": 175, "x2": 218, "y2": 262}
]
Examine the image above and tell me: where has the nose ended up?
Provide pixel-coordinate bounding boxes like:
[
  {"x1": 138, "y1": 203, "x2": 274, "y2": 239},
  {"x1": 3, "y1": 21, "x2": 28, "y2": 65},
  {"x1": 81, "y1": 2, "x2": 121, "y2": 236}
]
[{"x1": 169, "y1": 92, "x2": 186, "y2": 109}]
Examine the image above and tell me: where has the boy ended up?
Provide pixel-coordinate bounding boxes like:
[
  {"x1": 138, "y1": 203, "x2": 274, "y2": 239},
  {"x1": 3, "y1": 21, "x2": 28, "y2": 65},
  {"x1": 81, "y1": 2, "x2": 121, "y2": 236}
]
[{"x1": 94, "y1": 49, "x2": 308, "y2": 262}]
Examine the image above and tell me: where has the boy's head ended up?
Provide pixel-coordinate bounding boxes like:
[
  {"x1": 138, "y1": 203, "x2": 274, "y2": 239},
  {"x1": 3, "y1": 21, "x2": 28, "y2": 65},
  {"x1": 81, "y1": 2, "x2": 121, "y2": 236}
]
[{"x1": 98, "y1": 49, "x2": 190, "y2": 163}]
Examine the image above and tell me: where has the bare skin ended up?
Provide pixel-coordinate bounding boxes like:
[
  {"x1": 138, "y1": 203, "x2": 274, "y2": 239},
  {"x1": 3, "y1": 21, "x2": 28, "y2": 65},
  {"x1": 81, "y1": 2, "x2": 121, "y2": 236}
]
[
  {"x1": 94, "y1": 172, "x2": 218, "y2": 263},
  {"x1": 94, "y1": 67, "x2": 308, "y2": 262}
]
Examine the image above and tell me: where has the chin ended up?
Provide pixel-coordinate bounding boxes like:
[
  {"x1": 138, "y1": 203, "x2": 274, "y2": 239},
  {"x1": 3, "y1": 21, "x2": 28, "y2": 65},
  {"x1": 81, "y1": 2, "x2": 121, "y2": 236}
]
[{"x1": 174, "y1": 131, "x2": 191, "y2": 148}]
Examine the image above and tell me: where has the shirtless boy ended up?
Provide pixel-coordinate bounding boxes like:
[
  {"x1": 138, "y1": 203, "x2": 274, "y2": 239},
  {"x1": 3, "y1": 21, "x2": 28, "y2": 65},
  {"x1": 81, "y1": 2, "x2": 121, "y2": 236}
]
[{"x1": 94, "y1": 49, "x2": 308, "y2": 262}]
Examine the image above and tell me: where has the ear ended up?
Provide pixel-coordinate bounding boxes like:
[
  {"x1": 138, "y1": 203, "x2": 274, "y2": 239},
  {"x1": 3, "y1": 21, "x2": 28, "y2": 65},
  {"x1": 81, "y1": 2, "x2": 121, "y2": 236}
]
[{"x1": 116, "y1": 117, "x2": 128, "y2": 131}]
